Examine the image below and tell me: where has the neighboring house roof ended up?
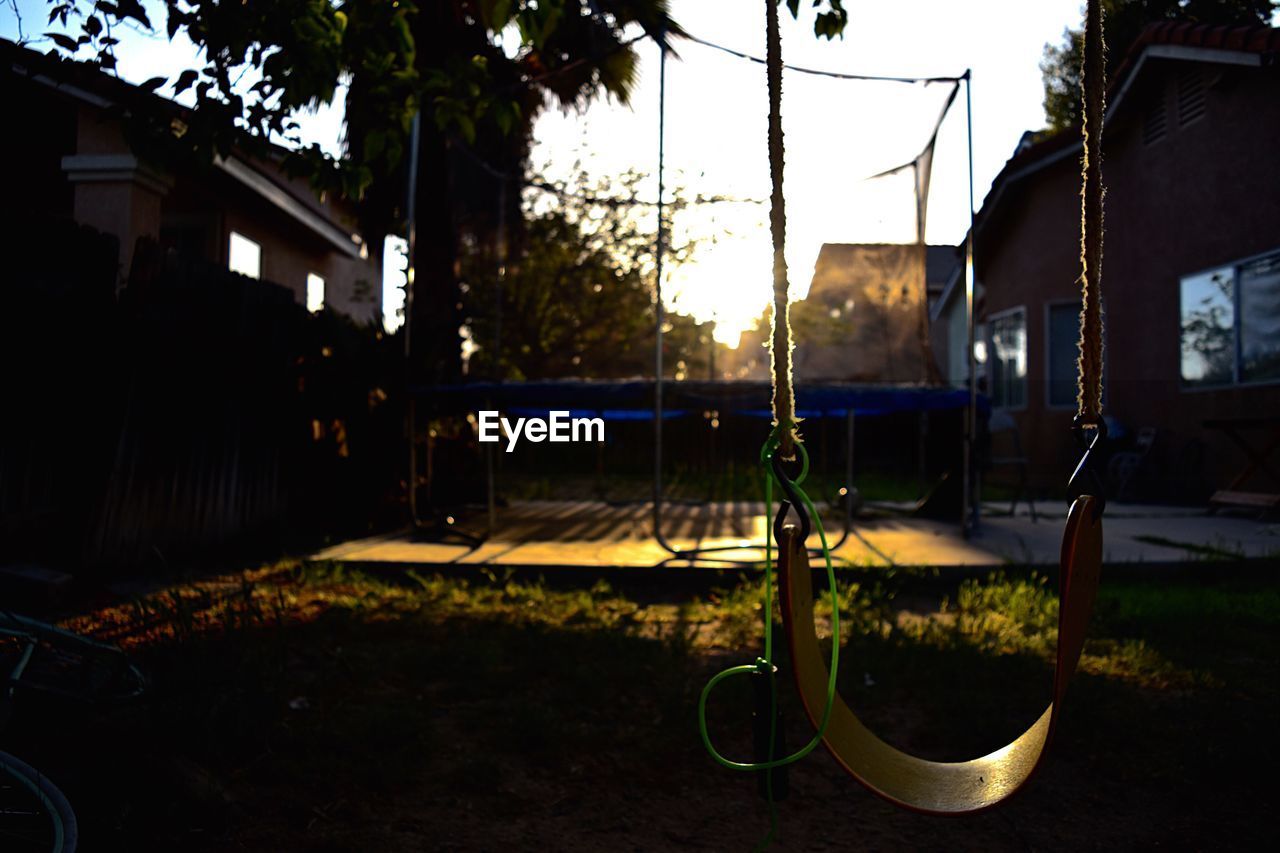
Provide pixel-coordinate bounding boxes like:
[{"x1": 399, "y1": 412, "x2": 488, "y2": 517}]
[
  {"x1": 0, "y1": 38, "x2": 363, "y2": 259},
  {"x1": 926, "y1": 244, "x2": 962, "y2": 288},
  {"x1": 800, "y1": 242, "x2": 935, "y2": 383},
  {"x1": 810, "y1": 242, "x2": 961, "y2": 323},
  {"x1": 929, "y1": 259, "x2": 965, "y2": 324},
  {"x1": 814, "y1": 243, "x2": 957, "y2": 277},
  {"x1": 975, "y1": 21, "x2": 1279, "y2": 241}
]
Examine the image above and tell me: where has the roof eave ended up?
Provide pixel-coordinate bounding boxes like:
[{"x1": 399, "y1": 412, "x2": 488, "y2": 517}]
[
  {"x1": 976, "y1": 40, "x2": 1271, "y2": 241},
  {"x1": 215, "y1": 157, "x2": 362, "y2": 258},
  {"x1": 6, "y1": 43, "x2": 363, "y2": 258}
]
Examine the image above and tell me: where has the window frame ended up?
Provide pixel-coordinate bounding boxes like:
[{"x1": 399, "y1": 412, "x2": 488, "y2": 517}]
[
  {"x1": 987, "y1": 305, "x2": 1028, "y2": 412},
  {"x1": 1043, "y1": 298, "x2": 1083, "y2": 411},
  {"x1": 1178, "y1": 246, "x2": 1280, "y2": 393}
]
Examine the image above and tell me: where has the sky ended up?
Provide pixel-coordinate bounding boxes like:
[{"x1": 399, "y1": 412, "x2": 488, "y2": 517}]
[
  {"x1": 528, "y1": 0, "x2": 1097, "y2": 343},
  {"x1": 3, "y1": 0, "x2": 1099, "y2": 343}
]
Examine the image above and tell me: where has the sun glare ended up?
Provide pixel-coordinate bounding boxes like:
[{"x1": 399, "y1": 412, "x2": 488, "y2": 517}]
[{"x1": 531, "y1": 17, "x2": 967, "y2": 348}]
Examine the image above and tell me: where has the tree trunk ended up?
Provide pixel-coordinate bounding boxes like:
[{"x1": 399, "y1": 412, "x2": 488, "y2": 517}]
[
  {"x1": 409, "y1": 4, "x2": 468, "y2": 386},
  {"x1": 411, "y1": 123, "x2": 463, "y2": 386}
]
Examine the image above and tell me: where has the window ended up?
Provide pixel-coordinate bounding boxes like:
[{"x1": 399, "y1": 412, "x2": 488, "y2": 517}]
[
  {"x1": 306, "y1": 272, "x2": 326, "y2": 313},
  {"x1": 1240, "y1": 253, "x2": 1280, "y2": 383},
  {"x1": 989, "y1": 308, "x2": 1026, "y2": 409},
  {"x1": 1046, "y1": 302, "x2": 1081, "y2": 408},
  {"x1": 228, "y1": 231, "x2": 261, "y2": 279},
  {"x1": 1180, "y1": 250, "x2": 1280, "y2": 388}
]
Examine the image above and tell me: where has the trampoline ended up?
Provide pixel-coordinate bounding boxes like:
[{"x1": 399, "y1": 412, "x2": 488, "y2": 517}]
[
  {"x1": 403, "y1": 17, "x2": 988, "y2": 561},
  {"x1": 415, "y1": 378, "x2": 984, "y2": 561}
]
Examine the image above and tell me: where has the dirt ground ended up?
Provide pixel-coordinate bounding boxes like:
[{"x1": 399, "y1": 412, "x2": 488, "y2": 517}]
[{"x1": 7, "y1": 562, "x2": 1278, "y2": 851}]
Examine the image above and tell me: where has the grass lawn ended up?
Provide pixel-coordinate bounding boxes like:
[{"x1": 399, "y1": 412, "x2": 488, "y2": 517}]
[{"x1": 8, "y1": 560, "x2": 1278, "y2": 850}]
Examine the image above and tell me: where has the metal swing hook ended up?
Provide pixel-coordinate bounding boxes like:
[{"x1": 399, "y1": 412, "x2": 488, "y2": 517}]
[
  {"x1": 1067, "y1": 416, "x2": 1108, "y2": 520},
  {"x1": 771, "y1": 451, "x2": 811, "y2": 543}
]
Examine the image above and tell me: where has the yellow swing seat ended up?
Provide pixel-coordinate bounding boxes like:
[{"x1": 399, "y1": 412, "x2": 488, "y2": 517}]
[{"x1": 776, "y1": 496, "x2": 1103, "y2": 814}]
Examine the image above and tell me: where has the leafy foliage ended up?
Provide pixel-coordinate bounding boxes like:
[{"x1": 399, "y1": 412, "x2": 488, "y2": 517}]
[
  {"x1": 1041, "y1": 0, "x2": 1277, "y2": 131},
  {"x1": 37, "y1": 1, "x2": 680, "y2": 205},
  {"x1": 785, "y1": 0, "x2": 849, "y2": 40},
  {"x1": 460, "y1": 169, "x2": 722, "y2": 380},
  {"x1": 39, "y1": 1, "x2": 847, "y2": 381},
  {"x1": 39, "y1": 0, "x2": 849, "y2": 217}
]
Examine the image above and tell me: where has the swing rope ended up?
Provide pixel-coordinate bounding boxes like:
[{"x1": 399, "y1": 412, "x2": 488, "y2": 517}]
[
  {"x1": 1077, "y1": 0, "x2": 1106, "y2": 424},
  {"x1": 695, "y1": 3, "x2": 841, "y2": 847},
  {"x1": 764, "y1": 0, "x2": 1107, "y2": 819},
  {"x1": 701, "y1": 0, "x2": 1108, "y2": 836},
  {"x1": 766, "y1": 0, "x2": 797, "y2": 461}
]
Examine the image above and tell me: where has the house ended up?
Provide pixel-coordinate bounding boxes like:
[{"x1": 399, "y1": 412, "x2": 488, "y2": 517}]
[
  {"x1": 719, "y1": 241, "x2": 962, "y2": 383},
  {"x1": 969, "y1": 22, "x2": 1280, "y2": 500},
  {"x1": 923, "y1": 243, "x2": 968, "y2": 384},
  {"x1": 0, "y1": 38, "x2": 382, "y2": 323},
  {"x1": 925, "y1": 244, "x2": 964, "y2": 314},
  {"x1": 793, "y1": 242, "x2": 958, "y2": 383}
]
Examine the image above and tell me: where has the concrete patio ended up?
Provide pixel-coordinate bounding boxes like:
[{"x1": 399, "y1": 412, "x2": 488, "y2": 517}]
[{"x1": 313, "y1": 500, "x2": 1279, "y2": 571}]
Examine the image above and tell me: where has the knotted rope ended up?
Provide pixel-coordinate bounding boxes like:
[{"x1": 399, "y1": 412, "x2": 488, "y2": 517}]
[
  {"x1": 1077, "y1": 0, "x2": 1106, "y2": 423},
  {"x1": 766, "y1": 0, "x2": 797, "y2": 458}
]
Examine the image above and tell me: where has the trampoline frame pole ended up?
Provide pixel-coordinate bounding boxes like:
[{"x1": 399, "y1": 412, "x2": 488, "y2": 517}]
[
  {"x1": 963, "y1": 69, "x2": 979, "y2": 538},
  {"x1": 485, "y1": 178, "x2": 507, "y2": 535},
  {"x1": 406, "y1": 111, "x2": 422, "y2": 528},
  {"x1": 844, "y1": 408, "x2": 855, "y2": 545},
  {"x1": 653, "y1": 35, "x2": 676, "y2": 553}
]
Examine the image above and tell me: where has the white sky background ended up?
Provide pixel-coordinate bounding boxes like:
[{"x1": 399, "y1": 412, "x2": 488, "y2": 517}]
[
  {"x1": 530, "y1": 0, "x2": 1094, "y2": 343},
  {"x1": 4, "y1": 0, "x2": 1125, "y2": 342}
]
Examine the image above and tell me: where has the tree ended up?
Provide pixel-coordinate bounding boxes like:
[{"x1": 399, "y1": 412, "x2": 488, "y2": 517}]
[
  {"x1": 461, "y1": 169, "x2": 724, "y2": 381},
  {"x1": 42, "y1": 0, "x2": 849, "y2": 381},
  {"x1": 1041, "y1": 0, "x2": 1276, "y2": 131}
]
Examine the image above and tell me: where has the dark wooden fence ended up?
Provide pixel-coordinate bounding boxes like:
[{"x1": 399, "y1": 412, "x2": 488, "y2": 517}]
[{"x1": 1, "y1": 217, "x2": 404, "y2": 573}]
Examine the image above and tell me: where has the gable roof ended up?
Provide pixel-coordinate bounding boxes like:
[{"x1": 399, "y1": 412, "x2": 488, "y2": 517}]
[
  {"x1": 1113, "y1": 20, "x2": 1280, "y2": 85},
  {"x1": 926, "y1": 244, "x2": 962, "y2": 287}
]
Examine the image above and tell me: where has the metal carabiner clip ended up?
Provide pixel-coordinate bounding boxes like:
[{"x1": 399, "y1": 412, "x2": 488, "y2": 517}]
[
  {"x1": 1067, "y1": 415, "x2": 1108, "y2": 520},
  {"x1": 771, "y1": 451, "x2": 811, "y2": 543}
]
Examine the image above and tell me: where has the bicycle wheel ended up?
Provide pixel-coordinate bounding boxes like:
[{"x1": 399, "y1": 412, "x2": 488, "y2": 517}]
[{"x1": 0, "y1": 750, "x2": 77, "y2": 853}]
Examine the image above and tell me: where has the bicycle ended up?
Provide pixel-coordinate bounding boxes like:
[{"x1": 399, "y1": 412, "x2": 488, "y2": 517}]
[{"x1": 0, "y1": 608, "x2": 148, "y2": 852}]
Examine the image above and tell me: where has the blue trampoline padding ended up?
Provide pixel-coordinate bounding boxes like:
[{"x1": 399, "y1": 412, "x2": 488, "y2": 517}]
[
  {"x1": 504, "y1": 408, "x2": 686, "y2": 421},
  {"x1": 417, "y1": 379, "x2": 988, "y2": 418},
  {"x1": 603, "y1": 409, "x2": 687, "y2": 421}
]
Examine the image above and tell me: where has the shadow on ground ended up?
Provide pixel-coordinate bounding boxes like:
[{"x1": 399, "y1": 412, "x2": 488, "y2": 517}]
[{"x1": 7, "y1": 564, "x2": 1277, "y2": 851}]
